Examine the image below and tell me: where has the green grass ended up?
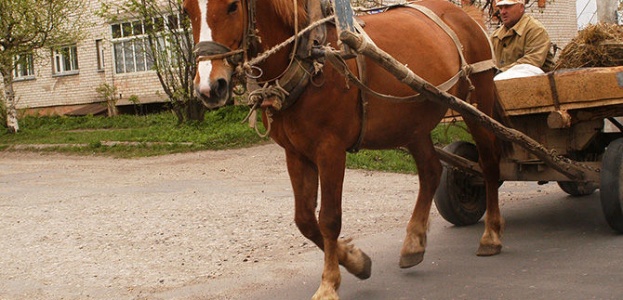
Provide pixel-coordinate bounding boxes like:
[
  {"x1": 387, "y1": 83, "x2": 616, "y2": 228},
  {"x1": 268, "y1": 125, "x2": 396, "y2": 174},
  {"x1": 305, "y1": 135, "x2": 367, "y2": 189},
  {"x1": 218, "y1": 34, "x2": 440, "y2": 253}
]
[
  {"x1": 0, "y1": 107, "x2": 472, "y2": 173},
  {"x1": 0, "y1": 105, "x2": 267, "y2": 158},
  {"x1": 345, "y1": 122, "x2": 472, "y2": 174}
]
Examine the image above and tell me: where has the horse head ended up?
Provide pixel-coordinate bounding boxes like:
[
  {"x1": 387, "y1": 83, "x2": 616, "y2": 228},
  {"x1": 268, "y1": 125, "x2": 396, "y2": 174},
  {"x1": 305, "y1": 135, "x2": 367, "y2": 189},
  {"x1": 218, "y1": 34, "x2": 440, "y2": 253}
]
[{"x1": 183, "y1": 0, "x2": 248, "y2": 109}]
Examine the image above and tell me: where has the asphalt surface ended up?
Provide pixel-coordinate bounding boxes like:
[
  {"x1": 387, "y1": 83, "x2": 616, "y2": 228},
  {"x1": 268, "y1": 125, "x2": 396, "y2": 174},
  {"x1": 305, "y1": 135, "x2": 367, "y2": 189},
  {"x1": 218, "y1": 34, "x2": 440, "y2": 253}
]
[{"x1": 239, "y1": 186, "x2": 623, "y2": 300}]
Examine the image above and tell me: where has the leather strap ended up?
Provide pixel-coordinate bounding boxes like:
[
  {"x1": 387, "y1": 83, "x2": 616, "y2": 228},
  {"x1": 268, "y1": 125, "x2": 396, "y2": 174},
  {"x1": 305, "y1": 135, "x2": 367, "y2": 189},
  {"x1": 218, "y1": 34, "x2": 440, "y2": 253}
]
[{"x1": 406, "y1": 3, "x2": 496, "y2": 91}]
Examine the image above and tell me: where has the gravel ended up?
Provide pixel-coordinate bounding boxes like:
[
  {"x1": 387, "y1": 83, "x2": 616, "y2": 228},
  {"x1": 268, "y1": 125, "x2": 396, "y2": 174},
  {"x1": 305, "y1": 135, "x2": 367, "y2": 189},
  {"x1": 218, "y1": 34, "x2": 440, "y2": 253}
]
[
  {"x1": 0, "y1": 143, "x2": 434, "y2": 299},
  {"x1": 0, "y1": 143, "x2": 557, "y2": 299}
]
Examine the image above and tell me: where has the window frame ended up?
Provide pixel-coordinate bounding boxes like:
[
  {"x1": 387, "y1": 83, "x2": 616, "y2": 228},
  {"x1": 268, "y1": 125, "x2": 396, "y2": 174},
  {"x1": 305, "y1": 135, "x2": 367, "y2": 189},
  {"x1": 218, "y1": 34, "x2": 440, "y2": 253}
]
[
  {"x1": 96, "y1": 39, "x2": 106, "y2": 72},
  {"x1": 52, "y1": 45, "x2": 79, "y2": 76},
  {"x1": 13, "y1": 53, "x2": 36, "y2": 81},
  {"x1": 110, "y1": 13, "x2": 185, "y2": 75}
]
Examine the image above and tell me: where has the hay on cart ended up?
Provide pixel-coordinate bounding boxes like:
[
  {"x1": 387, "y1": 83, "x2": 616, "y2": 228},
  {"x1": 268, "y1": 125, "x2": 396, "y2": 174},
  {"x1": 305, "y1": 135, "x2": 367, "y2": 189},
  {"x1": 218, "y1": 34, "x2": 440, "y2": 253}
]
[{"x1": 555, "y1": 23, "x2": 623, "y2": 69}]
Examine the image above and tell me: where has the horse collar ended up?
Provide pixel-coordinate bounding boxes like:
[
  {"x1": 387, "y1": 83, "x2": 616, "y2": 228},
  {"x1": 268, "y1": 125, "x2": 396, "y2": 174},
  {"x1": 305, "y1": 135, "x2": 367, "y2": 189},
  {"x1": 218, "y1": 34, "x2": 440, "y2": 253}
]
[{"x1": 246, "y1": 0, "x2": 330, "y2": 112}]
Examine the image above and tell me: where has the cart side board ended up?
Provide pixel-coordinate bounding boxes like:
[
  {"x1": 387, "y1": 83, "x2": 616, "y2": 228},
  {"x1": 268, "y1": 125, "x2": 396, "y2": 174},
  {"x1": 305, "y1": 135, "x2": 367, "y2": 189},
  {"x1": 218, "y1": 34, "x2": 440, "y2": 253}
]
[{"x1": 495, "y1": 66, "x2": 623, "y2": 116}]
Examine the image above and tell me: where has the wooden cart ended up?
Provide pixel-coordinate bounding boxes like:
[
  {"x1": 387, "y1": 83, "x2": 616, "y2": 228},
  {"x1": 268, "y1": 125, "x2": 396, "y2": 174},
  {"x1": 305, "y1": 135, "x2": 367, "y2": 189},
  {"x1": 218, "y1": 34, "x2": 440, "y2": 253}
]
[{"x1": 434, "y1": 67, "x2": 623, "y2": 232}]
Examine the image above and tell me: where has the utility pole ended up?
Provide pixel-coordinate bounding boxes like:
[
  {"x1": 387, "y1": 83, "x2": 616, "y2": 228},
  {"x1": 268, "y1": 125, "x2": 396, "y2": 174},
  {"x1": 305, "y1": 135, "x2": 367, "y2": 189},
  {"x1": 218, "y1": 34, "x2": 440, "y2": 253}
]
[{"x1": 597, "y1": 0, "x2": 618, "y2": 23}]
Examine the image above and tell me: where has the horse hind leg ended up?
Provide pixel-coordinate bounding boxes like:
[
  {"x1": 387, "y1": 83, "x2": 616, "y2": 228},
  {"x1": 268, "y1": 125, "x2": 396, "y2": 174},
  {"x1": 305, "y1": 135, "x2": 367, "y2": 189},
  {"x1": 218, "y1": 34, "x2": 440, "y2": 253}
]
[
  {"x1": 463, "y1": 82, "x2": 505, "y2": 256},
  {"x1": 399, "y1": 134, "x2": 443, "y2": 268},
  {"x1": 470, "y1": 124, "x2": 505, "y2": 256},
  {"x1": 475, "y1": 129, "x2": 505, "y2": 256}
]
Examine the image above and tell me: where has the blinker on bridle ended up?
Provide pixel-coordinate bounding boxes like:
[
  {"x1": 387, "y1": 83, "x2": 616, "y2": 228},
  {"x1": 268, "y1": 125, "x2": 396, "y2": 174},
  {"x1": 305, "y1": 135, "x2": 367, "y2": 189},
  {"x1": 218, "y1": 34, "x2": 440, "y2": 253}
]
[{"x1": 192, "y1": 0, "x2": 258, "y2": 71}]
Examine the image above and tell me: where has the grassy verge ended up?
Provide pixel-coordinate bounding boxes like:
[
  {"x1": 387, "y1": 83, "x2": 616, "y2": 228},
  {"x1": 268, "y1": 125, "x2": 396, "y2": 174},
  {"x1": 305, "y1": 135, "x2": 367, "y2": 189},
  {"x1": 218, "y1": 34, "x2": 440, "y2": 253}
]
[
  {"x1": 0, "y1": 106, "x2": 267, "y2": 158},
  {"x1": 0, "y1": 106, "x2": 471, "y2": 173}
]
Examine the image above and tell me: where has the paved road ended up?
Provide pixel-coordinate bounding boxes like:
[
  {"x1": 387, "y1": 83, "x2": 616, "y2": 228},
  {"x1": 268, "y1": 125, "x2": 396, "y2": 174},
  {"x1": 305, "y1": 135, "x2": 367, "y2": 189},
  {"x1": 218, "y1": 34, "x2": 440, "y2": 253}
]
[{"x1": 233, "y1": 186, "x2": 623, "y2": 300}]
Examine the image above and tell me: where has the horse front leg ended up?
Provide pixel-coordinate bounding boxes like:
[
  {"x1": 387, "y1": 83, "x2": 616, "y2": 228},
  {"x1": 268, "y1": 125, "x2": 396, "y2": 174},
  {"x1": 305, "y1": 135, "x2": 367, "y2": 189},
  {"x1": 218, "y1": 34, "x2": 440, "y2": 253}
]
[
  {"x1": 400, "y1": 135, "x2": 443, "y2": 268},
  {"x1": 286, "y1": 149, "x2": 370, "y2": 300},
  {"x1": 286, "y1": 149, "x2": 324, "y2": 250}
]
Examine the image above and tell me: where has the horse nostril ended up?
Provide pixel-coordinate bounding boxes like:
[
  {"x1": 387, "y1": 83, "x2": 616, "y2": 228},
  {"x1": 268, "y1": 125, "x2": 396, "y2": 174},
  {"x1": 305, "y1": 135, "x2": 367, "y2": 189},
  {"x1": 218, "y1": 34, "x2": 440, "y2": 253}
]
[
  {"x1": 213, "y1": 78, "x2": 229, "y2": 99},
  {"x1": 198, "y1": 84, "x2": 211, "y2": 98}
]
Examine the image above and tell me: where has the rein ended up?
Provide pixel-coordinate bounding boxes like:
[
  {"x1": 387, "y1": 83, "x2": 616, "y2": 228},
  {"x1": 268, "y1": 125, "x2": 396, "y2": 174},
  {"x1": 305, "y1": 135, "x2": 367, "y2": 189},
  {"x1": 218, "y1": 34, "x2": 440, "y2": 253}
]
[{"x1": 194, "y1": 42, "x2": 244, "y2": 66}]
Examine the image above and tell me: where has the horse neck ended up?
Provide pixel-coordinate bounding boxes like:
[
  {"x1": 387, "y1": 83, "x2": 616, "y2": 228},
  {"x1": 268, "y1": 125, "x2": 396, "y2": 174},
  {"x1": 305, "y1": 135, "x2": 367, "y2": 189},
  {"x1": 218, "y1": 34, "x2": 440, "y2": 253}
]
[{"x1": 254, "y1": 0, "x2": 306, "y2": 80}]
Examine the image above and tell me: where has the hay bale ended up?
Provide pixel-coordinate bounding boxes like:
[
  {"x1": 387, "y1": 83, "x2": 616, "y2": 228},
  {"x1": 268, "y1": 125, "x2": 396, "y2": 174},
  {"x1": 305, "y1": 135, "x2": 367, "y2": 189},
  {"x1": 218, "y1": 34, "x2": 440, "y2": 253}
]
[{"x1": 555, "y1": 23, "x2": 623, "y2": 70}]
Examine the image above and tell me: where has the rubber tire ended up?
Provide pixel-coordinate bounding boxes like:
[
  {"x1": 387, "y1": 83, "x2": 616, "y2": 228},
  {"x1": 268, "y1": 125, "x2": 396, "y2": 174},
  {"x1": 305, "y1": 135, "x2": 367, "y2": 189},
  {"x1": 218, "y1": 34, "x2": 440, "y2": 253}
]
[
  {"x1": 557, "y1": 181, "x2": 597, "y2": 197},
  {"x1": 434, "y1": 141, "x2": 486, "y2": 226},
  {"x1": 600, "y1": 137, "x2": 623, "y2": 233}
]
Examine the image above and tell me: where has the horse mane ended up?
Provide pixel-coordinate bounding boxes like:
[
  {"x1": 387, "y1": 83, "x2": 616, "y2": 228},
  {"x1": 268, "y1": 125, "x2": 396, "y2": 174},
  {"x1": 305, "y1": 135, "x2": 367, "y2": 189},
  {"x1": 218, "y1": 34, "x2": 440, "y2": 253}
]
[
  {"x1": 271, "y1": 0, "x2": 309, "y2": 28},
  {"x1": 462, "y1": 5, "x2": 486, "y2": 29}
]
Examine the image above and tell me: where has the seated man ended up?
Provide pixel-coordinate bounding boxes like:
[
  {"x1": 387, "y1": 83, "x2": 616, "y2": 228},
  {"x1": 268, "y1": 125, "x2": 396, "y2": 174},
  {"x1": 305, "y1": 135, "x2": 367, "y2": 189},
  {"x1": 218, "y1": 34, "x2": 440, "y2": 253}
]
[{"x1": 491, "y1": 0, "x2": 555, "y2": 80}]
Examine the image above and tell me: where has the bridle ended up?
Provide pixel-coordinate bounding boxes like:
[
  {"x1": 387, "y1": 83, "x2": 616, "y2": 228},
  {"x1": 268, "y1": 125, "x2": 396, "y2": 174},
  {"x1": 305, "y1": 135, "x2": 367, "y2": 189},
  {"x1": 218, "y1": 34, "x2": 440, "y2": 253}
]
[
  {"x1": 192, "y1": 0, "x2": 259, "y2": 73},
  {"x1": 191, "y1": 0, "x2": 332, "y2": 138}
]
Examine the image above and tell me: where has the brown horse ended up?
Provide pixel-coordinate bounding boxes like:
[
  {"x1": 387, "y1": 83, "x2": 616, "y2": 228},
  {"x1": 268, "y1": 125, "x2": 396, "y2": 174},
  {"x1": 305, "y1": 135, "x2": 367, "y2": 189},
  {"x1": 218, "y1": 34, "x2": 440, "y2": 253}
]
[{"x1": 183, "y1": 0, "x2": 505, "y2": 298}]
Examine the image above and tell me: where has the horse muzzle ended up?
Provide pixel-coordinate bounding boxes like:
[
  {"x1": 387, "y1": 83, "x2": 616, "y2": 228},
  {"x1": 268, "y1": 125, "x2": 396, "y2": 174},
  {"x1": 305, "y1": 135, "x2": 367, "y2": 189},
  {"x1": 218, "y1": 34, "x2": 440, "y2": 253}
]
[
  {"x1": 195, "y1": 77, "x2": 231, "y2": 109},
  {"x1": 194, "y1": 41, "x2": 244, "y2": 109}
]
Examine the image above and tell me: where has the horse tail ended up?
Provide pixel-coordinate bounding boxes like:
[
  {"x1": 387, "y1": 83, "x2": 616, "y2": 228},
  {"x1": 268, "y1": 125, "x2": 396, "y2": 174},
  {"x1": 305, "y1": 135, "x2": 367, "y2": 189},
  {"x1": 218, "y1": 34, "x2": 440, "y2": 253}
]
[{"x1": 493, "y1": 84, "x2": 515, "y2": 157}]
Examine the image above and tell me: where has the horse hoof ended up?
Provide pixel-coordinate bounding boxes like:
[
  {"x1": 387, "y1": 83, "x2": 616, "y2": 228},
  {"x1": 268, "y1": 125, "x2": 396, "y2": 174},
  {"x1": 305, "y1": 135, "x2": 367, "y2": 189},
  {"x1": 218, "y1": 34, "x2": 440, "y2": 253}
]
[
  {"x1": 476, "y1": 244, "x2": 502, "y2": 256},
  {"x1": 354, "y1": 251, "x2": 372, "y2": 280},
  {"x1": 399, "y1": 252, "x2": 424, "y2": 268}
]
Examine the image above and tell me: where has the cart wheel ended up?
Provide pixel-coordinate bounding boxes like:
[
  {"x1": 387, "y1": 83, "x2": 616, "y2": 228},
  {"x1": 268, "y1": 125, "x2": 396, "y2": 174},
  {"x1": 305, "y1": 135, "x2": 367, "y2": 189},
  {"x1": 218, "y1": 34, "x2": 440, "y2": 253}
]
[
  {"x1": 557, "y1": 181, "x2": 597, "y2": 197},
  {"x1": 434, "y1": 141, "x2": 486, "y2": 226},
  {"x1": 600, "y1": 137, "x2": 623, "y2": 233}
]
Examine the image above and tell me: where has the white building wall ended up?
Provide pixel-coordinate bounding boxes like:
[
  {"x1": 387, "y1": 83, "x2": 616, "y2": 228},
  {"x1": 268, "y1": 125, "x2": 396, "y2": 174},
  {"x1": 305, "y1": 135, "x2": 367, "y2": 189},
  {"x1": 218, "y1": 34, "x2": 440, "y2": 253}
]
[
  {"x1": 8, "y1": 0, "x2": 165, "y2": 114},
  {"x1": 529, "y1": 0, "x2": 578, "y2": 51}
]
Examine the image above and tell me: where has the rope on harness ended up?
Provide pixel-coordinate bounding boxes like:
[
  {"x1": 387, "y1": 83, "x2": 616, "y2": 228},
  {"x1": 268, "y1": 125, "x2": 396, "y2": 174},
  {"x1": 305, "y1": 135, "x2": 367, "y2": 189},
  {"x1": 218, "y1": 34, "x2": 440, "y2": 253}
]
[
  {"x1": 242, "y1": 100, "x2": 274, "y2": 138},
  {"x1": 242, "y1": 81, "x2": 289, "y2": 137},
  {"x1": 241, "y1": 15, "x2": 334, "y2": 73},
  {"x1": 324, "y1": 48, "x2": 431, "y2": 103},
  {"x1": 241, "y1": 14, "x2": 332, "y2": 137}
]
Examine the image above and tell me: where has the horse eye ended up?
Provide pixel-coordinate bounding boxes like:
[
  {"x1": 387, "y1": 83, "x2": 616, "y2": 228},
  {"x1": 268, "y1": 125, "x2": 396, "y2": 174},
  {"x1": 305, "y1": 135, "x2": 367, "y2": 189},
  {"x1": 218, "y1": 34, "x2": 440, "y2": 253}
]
[{"x1": 227, "y1": 1, "x2": 239, "y2": 14}]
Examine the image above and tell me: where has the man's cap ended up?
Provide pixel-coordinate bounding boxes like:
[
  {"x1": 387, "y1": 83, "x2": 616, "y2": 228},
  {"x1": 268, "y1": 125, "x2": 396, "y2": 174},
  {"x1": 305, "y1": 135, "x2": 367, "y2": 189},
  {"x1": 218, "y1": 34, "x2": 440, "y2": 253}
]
[{"x1": 496, "y1": 0, "x2": 524, "y2": 6}]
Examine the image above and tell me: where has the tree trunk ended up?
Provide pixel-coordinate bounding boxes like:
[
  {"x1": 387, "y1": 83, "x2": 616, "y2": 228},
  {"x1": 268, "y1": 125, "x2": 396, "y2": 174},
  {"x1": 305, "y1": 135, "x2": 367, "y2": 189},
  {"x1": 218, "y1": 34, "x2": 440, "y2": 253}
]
[
  {"x1": 2, "y1": 71, "x2": 20, "y2": 133},
  {"x1": 185, "y1": 99, "x2": 206, "y2": 122},
  {"x1": 107, "y1": 100, "x2": 119, "y2": 117}
]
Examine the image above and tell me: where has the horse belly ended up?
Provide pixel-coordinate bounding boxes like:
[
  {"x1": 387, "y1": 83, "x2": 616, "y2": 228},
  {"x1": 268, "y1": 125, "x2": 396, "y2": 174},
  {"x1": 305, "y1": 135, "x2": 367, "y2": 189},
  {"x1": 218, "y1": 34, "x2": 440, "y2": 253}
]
[{"x1": 355, "y1": 10, "x2": 461, "y2": 148}]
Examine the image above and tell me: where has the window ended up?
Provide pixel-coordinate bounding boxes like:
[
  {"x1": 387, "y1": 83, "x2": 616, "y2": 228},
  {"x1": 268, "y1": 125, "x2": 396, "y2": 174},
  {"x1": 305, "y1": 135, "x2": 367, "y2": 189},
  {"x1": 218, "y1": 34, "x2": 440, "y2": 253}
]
[
  {"x1": 111, "y1": 13, "x2": 186, "y2": 74},
  {"x1": 53, "y1": 45, "x2": 79, "y2": 75},
  {"x1": 96, "y1": 40, "x2": 105, "y2": 71},
  {"x1": 111, "y1": 20, "x2": 154, "y2": 74},
  {"x1": 13, "y1": 53, "x2": 35, "y2": 79}
]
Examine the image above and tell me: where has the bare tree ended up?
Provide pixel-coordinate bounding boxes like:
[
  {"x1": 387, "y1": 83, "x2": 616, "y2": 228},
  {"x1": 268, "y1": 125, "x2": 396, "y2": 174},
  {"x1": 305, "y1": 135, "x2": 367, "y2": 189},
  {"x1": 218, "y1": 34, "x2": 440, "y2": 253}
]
[
  {"x1": 100, "y1": 0, "x2": 205, "y2": 124},
  {"x1": 0, "y1": 0, "x2": 88, "y2": 132}
]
